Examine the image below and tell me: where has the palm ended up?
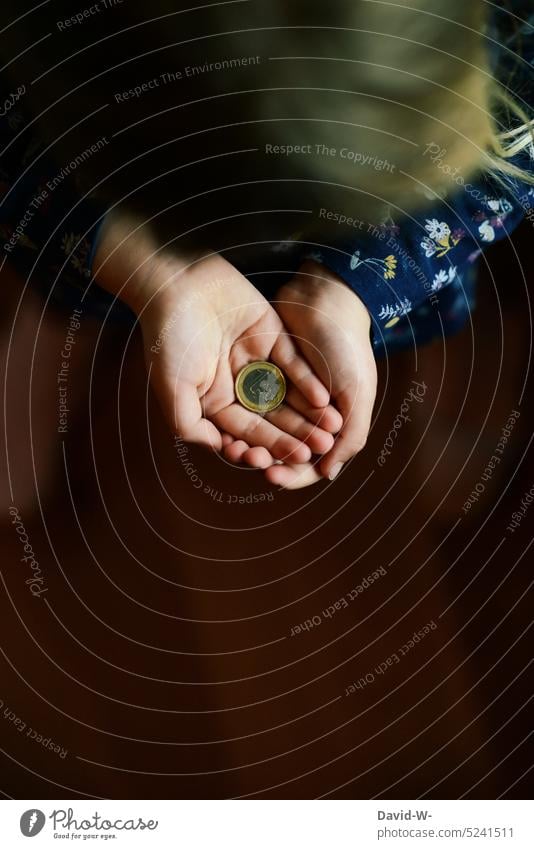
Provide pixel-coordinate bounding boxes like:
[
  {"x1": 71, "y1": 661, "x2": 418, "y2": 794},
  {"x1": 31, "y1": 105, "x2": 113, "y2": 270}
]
[
  {"x1": 262, "y1": 261, "x2": 378, "y2": 487},
  {"x1": 141, "y1": 253, "x2": 336, "y2": 462}
]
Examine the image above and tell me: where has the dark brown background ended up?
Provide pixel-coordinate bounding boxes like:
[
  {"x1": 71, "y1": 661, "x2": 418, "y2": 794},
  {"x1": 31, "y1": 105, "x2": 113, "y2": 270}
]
[{"x1": 0, "y1": 224, "x2": 532, "y2": 799}]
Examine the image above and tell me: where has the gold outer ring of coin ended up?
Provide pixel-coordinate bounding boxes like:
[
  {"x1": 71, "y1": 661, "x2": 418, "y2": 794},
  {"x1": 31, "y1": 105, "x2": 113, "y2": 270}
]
[{"x1": 235, "y1": 361, "x2": 286, "y2": 413}]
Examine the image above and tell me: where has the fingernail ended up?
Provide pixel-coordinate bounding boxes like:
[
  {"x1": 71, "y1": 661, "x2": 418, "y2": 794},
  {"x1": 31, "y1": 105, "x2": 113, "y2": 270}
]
[{"x1": 328, "y1": 462, "x2": 343, "y2": 481}]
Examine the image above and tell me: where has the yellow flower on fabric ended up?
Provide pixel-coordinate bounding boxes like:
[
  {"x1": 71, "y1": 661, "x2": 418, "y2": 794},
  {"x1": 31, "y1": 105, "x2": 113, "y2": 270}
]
[
  {"x1": 383, "y1": 254, "x2": 397, "y2": 279},
  {"x1": 423, "y1": 219, "x2": 462, "y2": 257}
]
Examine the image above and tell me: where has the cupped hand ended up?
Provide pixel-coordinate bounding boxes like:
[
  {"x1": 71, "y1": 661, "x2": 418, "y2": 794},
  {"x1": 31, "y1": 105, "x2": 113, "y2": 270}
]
[
  {"x1": 137, "y1": 251, "x2": 341, "y2": 462},
  {"x1": 94, "y1": 213, "x2": 348, "y2": 470},
  {"x1": 254, "y1": 259, "x2": 378, "y2": 488}
]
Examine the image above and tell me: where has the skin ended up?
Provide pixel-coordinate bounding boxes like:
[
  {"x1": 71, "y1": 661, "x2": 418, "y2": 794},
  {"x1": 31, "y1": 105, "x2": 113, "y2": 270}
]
[
  {"x1": 223, "y1": 260, "x2": 378, "y2": 489},
  {"x1": 93, "y1": 214, "x2": 341, "y2": 467}
]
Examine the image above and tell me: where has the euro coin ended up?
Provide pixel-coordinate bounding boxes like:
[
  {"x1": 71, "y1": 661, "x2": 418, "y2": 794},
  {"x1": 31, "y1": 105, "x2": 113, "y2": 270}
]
[{"x1": 235, "y1": 361, "x2": 286, "y2": 413}]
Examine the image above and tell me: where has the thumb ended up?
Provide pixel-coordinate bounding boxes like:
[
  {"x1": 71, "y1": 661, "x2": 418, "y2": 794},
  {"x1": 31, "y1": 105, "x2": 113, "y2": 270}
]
[
  {"x1": 151, "y1": 369, "x2": 222, "y2": 451},
  {"x1": 319, "y1": 365, "x2": 377, "y2": 480}
]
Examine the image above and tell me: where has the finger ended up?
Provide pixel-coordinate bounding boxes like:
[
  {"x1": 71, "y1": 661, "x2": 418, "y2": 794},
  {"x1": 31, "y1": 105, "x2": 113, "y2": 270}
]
[
  {"x1": 265, "y1": 461, "x2": 323, "y2": 490},
  {"x1": 270, "y1": 332, "x2": 330, "y2": 408},
  {"x1": 213, "y1": 404, "x2": 312, "y2": 463},
  {"x1": 285, "y1": 386, "x2": 343, "y2": 434},
  {"x1": 221, "y1": 432, "x2": 235, "y2": 447},
  {"x1": 241, "y1": 446, "x2": 273, "y2": 469},
  {"x1": 265, "y1": 403, "x2": 334, "y2": 454},
  {"x1": 171, "y1": 381, "x2": 222, "y2": 451},
  {"x1": 223, "y1": 440, "x2": 249, "y2": 464},
  {"x1": 224, "y1": 440, "x2": 276, "y2": 469},
  {"x1": 319, "y1": 374, "x2": 377, "y2": 480}
]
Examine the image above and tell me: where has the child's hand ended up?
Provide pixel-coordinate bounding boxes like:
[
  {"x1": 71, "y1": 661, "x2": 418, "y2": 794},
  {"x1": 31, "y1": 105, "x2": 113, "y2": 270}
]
[
  {"x1": 140, "y1": 252, "x2": 339, "y2": 461},
  {"x1": 264, "y1": 259, "x2": 377, "y2": 487},
  {"x1": 94, "y1": 215, "x2": 338, "y2": 461}
]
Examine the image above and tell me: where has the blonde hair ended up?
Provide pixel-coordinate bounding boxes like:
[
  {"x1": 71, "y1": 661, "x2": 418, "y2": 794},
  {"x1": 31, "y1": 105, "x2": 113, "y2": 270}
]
[
  {"x1": 2, "y1": 0, "x2": 532, "y2": 231},
  {"x1": 204, "y1": 0, "x2": 534, "y2": 219}
]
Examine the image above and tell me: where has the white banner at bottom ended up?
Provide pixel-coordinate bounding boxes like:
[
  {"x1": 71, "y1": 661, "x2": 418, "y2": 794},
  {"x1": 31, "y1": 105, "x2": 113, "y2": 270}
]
[{"x1": 1, "y1": 799, "x2": 532, "y2": 848}]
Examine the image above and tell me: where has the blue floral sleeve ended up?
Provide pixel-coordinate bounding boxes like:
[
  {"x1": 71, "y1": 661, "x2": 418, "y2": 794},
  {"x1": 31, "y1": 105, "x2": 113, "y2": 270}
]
[
  {"x1": 0, "y1": 77, "x2": 113, "y2": 315},
  {"x1": 308, "y1": 0, "x2": 533, "y2": 354},
  {"x1": 309, "y1": 171, "x2": 533, "y2": 353}
]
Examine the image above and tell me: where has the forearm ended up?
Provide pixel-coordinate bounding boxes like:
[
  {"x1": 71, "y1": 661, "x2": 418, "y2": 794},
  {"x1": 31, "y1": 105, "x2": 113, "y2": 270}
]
[
  {"x1": 92, "y1": 211, "x2": 162, "y2": 313},
  {"x1": 92, "y1": 210, "x2": 208, "y2": 315}
]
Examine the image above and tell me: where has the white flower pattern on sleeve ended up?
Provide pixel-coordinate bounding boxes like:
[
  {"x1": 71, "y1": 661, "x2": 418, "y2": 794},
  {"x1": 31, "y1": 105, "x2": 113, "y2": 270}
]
[
  {"x1": 420, "y1": 219, "x2": 463, "y2": 258},
  {"x1": 378, "y1": 297, "x2": 412, "y2": 328},
  {"x1": 477, "y1": 197, "x2": 514, "y2": 242},
  {"x1": 431, "y1": 265, "x2": 457, "y2": 291}
]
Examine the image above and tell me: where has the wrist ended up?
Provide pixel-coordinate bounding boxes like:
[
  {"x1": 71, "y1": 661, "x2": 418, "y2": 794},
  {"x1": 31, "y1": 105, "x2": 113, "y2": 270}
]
[
  {"x1": 92, "y1": 210, "x2": 202, "y2": 315},
  {"x1": 283, "y1": 260, "x2": 372, "y2": 331}
]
